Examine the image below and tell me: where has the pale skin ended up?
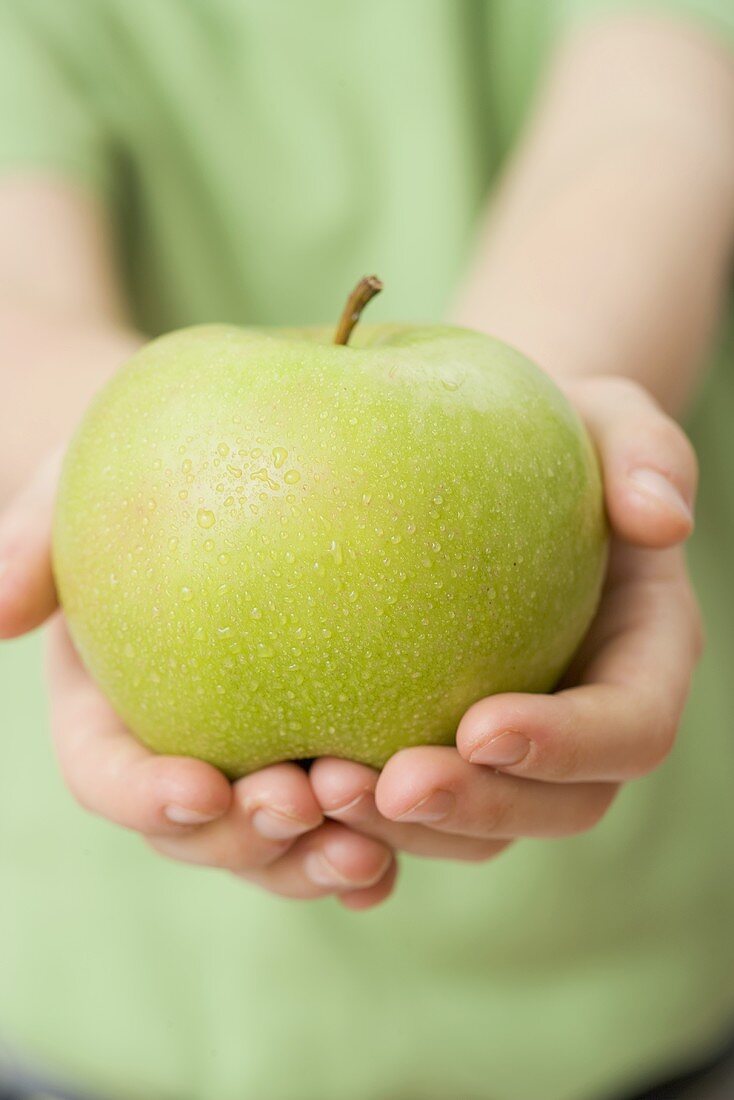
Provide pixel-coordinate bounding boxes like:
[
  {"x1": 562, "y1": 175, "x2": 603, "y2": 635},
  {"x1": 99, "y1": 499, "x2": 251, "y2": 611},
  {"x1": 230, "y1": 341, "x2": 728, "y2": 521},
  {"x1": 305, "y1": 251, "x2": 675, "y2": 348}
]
[{"x1": 1, "y1": 15, "x2": 732, "y2": 910}]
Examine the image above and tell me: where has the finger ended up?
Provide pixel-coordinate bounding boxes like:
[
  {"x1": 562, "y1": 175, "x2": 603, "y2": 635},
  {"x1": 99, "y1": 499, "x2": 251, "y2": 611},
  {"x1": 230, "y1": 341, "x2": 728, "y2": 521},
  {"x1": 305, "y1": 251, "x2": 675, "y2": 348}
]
[
  {"x1": 47, "y1": 615, "x2": 232, "y2": 834},
  {"x1": 457, "y1": 546, "x2": 701, "y2": 782},
  {"x1": 0, "y1": 453, "x2": 60, "y2": 638},
  {"x1": 311, "y1": 757, "x2": 510, "y2": 862},
  {"x1": 572, "y1": 377, "x2": 696, "y2": 547},
  {"x1": 375, "y1": 746, "x2": 617, "y2": 839},
  {"x1": 339, "y1": 858, "x2": 399, "y2": 911},
  {"x1": 243, "y1": 821, "x2": 395, "y2": 901},
  {"x1": 148, "y1": 764, "x2": 323, "y2": 870}
]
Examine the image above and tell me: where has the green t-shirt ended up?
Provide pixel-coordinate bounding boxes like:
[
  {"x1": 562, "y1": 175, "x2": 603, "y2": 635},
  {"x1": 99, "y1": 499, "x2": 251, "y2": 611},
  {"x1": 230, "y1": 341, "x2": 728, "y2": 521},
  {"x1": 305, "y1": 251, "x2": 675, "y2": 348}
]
[{"x1": 1, "y1": 3, "x2": 733, "y2": 1099}]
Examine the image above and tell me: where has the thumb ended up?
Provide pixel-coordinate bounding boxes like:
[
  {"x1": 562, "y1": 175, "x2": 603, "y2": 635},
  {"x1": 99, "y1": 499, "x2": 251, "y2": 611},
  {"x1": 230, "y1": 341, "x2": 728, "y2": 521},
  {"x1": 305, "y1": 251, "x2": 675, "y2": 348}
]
[
  {"x1": 571, "y1": 377, "x2": 697, "y2": 549},
  {"x1": 0, "y1": 451, "x2": 61, "y2": 638}
]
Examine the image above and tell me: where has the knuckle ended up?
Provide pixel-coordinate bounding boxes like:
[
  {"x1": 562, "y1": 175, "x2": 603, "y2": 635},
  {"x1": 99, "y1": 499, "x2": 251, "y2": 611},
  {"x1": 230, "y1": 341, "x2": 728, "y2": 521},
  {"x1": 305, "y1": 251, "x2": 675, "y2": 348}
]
[{"x1": 481, "y1": 792, "x2": 513, "y2": 836}]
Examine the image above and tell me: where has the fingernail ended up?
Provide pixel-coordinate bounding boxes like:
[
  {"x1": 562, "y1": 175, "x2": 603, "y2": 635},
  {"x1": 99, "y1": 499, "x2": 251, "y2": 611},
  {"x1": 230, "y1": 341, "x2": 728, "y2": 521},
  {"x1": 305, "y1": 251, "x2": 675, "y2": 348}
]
[
  {"x1": 164, "y1": 804, "x2": 221, "y2": 825},
  {"x1": 396, "y1": 789, "x2": 454, "y2": 823},
  {"x1": 469, "y1": 731, "x2": 531, "y2": 768},
  {"x1": 252, "y1": 808, "x2": 311, "y2": 840},
  {"x1": 628, "y1": 468, "x2": 691, "y2": 521},
  {"x1": 304, "y1": 852, "x2": 353, "y2": 888},
  {"x1": 326, "y1": 790, "x2": 370, "y2": 818}
]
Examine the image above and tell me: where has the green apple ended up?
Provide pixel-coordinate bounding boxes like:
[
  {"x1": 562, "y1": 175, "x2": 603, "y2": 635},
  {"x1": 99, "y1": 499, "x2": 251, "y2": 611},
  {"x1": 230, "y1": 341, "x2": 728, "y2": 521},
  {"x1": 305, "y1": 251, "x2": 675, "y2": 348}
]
[{"x1": 53, "y1": 279, "x2": 607, "y2": 778}]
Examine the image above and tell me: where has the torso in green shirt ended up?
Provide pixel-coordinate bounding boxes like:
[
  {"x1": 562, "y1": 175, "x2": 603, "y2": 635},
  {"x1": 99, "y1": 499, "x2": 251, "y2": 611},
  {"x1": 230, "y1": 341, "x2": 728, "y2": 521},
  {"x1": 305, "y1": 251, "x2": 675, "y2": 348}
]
[{"x1": 1, "y1": 3, "x2": 733, "y2": 1099}]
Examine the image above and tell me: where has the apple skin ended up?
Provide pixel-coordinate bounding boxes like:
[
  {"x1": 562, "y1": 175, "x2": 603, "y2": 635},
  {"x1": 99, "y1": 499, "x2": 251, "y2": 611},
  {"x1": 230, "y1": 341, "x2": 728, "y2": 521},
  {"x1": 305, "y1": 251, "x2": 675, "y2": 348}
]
[{"x1": 53, "y1": 323, "x2": 607, "y2": 778}]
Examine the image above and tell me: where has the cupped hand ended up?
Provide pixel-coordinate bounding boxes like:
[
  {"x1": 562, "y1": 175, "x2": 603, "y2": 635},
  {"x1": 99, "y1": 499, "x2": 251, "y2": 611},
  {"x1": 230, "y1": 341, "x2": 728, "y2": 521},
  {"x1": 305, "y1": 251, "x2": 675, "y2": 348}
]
[
  {"x1": 0, "y1": 459, "x2": 395, "y2": 911},
  {"x1": 310, "y1": 377, "x2": 703, "y2": 861}
]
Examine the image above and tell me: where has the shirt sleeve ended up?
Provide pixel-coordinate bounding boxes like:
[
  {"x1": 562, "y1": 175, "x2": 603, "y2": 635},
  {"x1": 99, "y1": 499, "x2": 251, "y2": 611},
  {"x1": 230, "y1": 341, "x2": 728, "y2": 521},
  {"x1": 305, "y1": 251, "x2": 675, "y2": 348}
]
[{"x1": 0, "y1": 1, "x2": 112, "y2": 199}]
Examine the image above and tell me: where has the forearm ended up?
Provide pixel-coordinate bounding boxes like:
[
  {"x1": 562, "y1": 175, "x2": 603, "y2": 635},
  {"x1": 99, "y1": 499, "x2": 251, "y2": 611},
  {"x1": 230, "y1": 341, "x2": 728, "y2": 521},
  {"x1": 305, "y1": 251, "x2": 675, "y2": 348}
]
[
  {"x1": 1, "y1": 178, "x2": 142, "y2": 502},
  {"x1": 454, "y1": 14, "x2": 734, "y2": 414}
]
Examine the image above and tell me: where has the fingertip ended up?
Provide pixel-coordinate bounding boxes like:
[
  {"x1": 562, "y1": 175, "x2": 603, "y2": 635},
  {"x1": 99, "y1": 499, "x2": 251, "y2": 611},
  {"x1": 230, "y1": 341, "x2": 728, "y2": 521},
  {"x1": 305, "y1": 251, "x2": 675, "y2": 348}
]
[
  {"x1": 455, "y1": 693, "x2": 535, "y2": 763},
  {"x1": 455, "y1": 696, "x2": 496, "y2": 759},
  {"x1": 318, "y1": 822, "x2": 392, "y2": 886},
  {"x1": 339, "y1": 859, "x2": 398, "y2": 911},
  {"x1": 0, "y1": 559, "x2": 57, "y2": 639},
  {"x1": 375, "y1": 746, "x2": 453, "y2": 821},
  {"x1": 145, "y1": 755, "x2": 232, "y2": 828},
  {"x1": 0, "y1": 455, "x2": 61, "y2": 638},
  {"x1": 238, "y1": 762, "x2": 323, "y2": 832},
  {"x1": 309, "y1": 757, "x2": 378, "y2": 815},
  {"x1": 610, "y1": 474, "x2": 694, "y2": 548}
]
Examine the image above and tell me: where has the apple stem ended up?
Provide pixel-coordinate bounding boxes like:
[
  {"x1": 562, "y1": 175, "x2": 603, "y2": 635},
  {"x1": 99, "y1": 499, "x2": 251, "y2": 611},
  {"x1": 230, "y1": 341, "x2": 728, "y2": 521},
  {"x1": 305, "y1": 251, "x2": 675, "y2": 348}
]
[{"x1": 334, "y1": 275, "x2": 383, "y2": 346}]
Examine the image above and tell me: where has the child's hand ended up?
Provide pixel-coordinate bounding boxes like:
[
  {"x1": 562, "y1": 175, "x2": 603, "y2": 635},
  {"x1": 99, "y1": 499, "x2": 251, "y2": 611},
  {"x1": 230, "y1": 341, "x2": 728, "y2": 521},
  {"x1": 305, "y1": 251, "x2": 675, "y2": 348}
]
[
  {"x1": 310, "y1": 377, "x2": 702, "y2": 862},
  {"x1": 0, "y1": 459, "x2": 395, "y2": 911}
]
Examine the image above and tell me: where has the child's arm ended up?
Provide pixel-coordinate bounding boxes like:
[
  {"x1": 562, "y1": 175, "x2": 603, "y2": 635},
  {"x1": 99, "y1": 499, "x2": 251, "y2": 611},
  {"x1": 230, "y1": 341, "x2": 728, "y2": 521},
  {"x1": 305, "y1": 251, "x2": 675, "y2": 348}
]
[
  {"x1": 455, "y1": 12, "x2": 734, "y2": 413},
  {"x1": 310, "y1": 12, "x2": 731, "y2": 855},
  {"x1": 0, "y1": 178, "x2": 394, "y2": 910}
]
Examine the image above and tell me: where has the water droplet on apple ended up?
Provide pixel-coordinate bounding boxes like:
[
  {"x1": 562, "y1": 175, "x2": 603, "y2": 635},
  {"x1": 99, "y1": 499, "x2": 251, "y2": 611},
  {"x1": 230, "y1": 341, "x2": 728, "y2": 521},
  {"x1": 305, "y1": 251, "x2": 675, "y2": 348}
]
[
  {"x1": 182, "y1": 459, "x2": 192, "y2": 474},
  {"x1": 216, "y1": 684, "x2": 226, "y2": 695},
  {"x1": 251, "y1": 608, "x2": 262, "y2": 620},
  {"x1": 362, "y1": 492, "x2": 372, "y2": 506},
  {"x1": 204, "y1": 539, "x2": 214, "y2": 551},
  {"x1": 218, "y1": 626, "x2": 231, "y2": 637},
  {"x1": 218, "y1": 552, "x2": 229, "y2": 565},
  {"x1": 227, "y1": 464, "x2": 243, "y2": 478},
  {"x1": 329, "y1": 540, "x2": 344, "y2": 565},
  {"x1": 217, "y1": 442, "x2": 229, "y2": 457},
  {"x1": 272, "y1": 447, "x2": 288, "y2": 468},
  {"x1": 181, "y1": 586, "x2": 193, "y2": 601},
  {"x1": 179, "y1": 489, "x2": 188, "y2": 501},
  {"x1": 441, "y1": 378, "x2": 459, "y2": 391},
  {"x1": 197, "y1": 508, "x2": 216, "y2": 529},
  {"x1": 284, "y1": 470, "x2": 301, "y2": 485}
]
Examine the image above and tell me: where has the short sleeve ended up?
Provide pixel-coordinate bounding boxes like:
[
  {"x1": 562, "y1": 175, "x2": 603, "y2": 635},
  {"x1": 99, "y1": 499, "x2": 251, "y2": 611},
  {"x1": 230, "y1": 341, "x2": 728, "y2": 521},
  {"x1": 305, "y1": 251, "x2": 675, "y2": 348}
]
[{"x1": 0, "y1": 1, "x2": 112, "y2": 199}]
